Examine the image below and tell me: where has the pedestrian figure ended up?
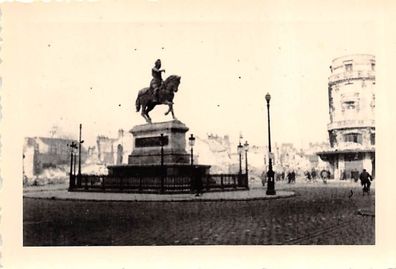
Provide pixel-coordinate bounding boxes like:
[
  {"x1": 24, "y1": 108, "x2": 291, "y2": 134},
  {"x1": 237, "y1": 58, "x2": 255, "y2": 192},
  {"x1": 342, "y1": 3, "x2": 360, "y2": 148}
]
[
  {"x1": 359, "y1": 169, "x2": 373, "y2": 196},
  {"x1": 352, "y1": 169, "x2": 359, "y2": 182},
  {"x1": 191, "y1": 168, "x2": 203, "y2": 196},
  {"x1": 287, "y1": 171, "x2": 292, "y2": 184},
  {"x1": 291, "y1": 170, "x2": 296, "y2": 183},
  {"x1": 305, "y1": 171, "x2": 311, "y2": 182},
  {"x1": 311, "y1": 169, "x2": 317, "y2": 183},
  {"x1": 320, "y1": 169, "x2": 329, "y2": 184}
]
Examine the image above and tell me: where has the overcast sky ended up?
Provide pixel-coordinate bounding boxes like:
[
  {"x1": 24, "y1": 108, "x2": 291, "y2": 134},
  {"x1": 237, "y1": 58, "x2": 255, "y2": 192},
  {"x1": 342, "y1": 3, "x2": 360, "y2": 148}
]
[{"x1": 3, "y1": 1, "x2": 381, "y2": 149}]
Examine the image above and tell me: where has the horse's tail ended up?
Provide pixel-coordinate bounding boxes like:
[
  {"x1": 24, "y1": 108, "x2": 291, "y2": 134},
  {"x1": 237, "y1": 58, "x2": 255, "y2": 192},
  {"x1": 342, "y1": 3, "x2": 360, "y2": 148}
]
[{"x1": 135, "y1": 95, "x2": 141, "y2": 112}]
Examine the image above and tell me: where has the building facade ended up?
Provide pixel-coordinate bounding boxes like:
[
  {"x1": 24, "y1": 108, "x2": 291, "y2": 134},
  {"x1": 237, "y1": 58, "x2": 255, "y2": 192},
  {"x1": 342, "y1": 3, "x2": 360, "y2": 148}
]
[
  {"x1": 96, "y1": 129, "x2": 133, "y2": 165},
  {"x1": 318, "y1": 54, "x2": 375, "y2": 180},
  {"x1": 23, "y1": 137, "x2": 87, "y2": 178}
]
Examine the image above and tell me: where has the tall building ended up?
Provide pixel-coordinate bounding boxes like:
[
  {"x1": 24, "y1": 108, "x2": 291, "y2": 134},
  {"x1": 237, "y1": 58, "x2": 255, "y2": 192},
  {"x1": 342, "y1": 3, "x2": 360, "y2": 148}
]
[{"x1": 318, "y1": 54, "x2": 375, "y2": 180}]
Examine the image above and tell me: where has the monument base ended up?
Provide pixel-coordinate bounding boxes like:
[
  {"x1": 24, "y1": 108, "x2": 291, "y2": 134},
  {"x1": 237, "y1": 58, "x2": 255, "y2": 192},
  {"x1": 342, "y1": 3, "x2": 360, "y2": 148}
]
[
  {"x1": 128, "y1": 120, "x2": 191, "y2": 166},
  {"x1": 108, "y1": 164, "x2": 211, "y2": 177},
  {"x1": 108, "y1": 120, "x2": 211, "y2": 178}
]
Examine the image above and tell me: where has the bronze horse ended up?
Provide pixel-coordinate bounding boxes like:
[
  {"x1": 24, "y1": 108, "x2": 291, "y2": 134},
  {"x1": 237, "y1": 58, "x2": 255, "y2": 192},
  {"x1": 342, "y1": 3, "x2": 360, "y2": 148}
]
[{"x1": 135, "y1": 75, "x2": 181, "y2": 123}]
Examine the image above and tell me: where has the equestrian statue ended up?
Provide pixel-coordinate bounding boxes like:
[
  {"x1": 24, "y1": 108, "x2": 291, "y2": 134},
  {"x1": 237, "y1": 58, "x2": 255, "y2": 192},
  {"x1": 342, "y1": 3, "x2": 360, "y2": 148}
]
[{"x1": 135, "y1": 59, "x2": 181, "y2": 123}]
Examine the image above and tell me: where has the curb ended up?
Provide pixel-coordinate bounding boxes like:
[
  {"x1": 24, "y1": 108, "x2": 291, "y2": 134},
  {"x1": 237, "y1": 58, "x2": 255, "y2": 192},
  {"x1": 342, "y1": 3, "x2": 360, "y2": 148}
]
[{"x1": 23, "y1": 190, "x2": 296, "y2": 203}]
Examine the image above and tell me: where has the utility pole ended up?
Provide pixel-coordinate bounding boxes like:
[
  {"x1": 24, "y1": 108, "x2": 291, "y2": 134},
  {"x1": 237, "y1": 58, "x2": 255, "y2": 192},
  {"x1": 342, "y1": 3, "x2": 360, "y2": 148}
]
[{"x1": 77, "y1": 123, "x2": 84, "y2": 187}]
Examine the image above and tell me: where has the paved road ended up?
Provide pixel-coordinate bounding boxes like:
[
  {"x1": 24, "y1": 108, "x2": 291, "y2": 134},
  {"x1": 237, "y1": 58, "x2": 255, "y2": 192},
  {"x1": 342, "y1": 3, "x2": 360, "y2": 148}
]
[{"x1": 23, "y1": 183, "x2": 374, "y2": 245}]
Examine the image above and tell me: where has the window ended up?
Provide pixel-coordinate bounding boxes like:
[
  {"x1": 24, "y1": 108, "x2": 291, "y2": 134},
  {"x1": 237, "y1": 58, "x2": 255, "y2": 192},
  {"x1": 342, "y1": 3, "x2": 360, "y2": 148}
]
[
  {"x1": 370, "y1": 133, "x2": 375, "y2": 145},
  {"x1": 371, "y1": 63, "x2": 375, "y2": 71},
  {"x1": 329, "y1": 132, "x2": 337, "y2": 147},
  {"x1": 345, "y1": 63, "x2": 353, "y2": 72},
  {"x1": 344, "y1": 133, "x2": 362, "y2": 144},
  {"x1": 342, "y1": 101, "x2": 356, "y2": 110},
  {"x1": 50, "y1": 145, "x2": 57, "y2": 154}
]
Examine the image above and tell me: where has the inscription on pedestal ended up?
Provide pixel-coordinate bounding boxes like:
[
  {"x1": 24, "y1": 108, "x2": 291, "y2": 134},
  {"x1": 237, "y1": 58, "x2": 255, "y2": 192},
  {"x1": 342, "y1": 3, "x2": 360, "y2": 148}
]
[{"x1": 135, "y1": 136, "x2": 169, "y2": 148}]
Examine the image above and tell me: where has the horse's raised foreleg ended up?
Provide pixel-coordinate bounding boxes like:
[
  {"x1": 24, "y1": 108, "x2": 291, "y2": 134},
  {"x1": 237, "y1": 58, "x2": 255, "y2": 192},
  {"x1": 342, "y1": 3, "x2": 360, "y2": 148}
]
[
  {"x1": 164, "y1": 103, "x2": 177, "y2": 120},
  {"x1": 164, "y1": 105, "x2": 171, "y2": 116},
  {"x1": 171, "y1": 105, "x2": 176, "y2": 120},
  {"x1": 164, "y1": 101, "x2": 174, "y2": 116}
]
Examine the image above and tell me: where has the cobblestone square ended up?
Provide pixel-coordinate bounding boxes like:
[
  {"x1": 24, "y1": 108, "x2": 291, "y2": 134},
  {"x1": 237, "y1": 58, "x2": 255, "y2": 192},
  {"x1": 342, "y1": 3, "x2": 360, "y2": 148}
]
[{"x1": 23, "y1": 182, "x2": 375, "y2": 246}]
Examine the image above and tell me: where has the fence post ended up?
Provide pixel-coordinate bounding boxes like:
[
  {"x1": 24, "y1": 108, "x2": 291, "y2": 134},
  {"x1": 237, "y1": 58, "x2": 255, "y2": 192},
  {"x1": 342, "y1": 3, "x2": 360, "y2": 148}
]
[
  {"x1": 84, "y1": 175, "x2": 88, "y2": 190},
  {"x1": 120, "y1": 176, "x2": 123, "y2": 191},
  {"x1": 139, "y1": 177, "x2": 142, "y2": 192},
  {"x1": 221, "y1": 175, "x2": 224, "y2": 190},
  {"x1": 233, "y1": 175, "x2": 237, "y2": 189},
  {"x1": 160, "y1": 175, "x2": 165, "y2": 194},
  {"x1": 101, "y1": 176, "x2": 105, "y2": 191}
]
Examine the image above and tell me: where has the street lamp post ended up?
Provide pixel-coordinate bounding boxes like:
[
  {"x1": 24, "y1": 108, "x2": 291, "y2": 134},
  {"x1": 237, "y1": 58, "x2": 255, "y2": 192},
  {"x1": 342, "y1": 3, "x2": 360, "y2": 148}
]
[
  {"x1": 237, "y1": 142, "x2": 243, "y2": 186},
  {"x1": 68, "y1": 141, "x2": 78, "y2": 190},
  {"x1": 237, "y1": 142, "x2": 243, "y2": 174},
  {"x1": 189, "y1": 134, "x2": 196, "y2": 166},
  {"x1": 189, "y1": 134, "x2": 196, "y2": 194},
  {"x1": 244, "y1": 141, "x2": 249, "y2": 188},
  {"x1": 77, "y1": 123, "x2": 84, "y2": 187},
  {"x1": 160, "y1": 133, "x2": 165, "y2": 194},
  {"x1": 265, "y1": 92, "x2": 276, "y2": 195}
]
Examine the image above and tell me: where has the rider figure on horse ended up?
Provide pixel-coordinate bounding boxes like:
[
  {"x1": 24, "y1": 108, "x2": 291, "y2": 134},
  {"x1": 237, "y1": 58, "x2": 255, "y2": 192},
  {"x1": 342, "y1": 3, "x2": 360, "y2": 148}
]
[{"x1": 150, "y1": 59, "x2": 166, "y2": 103}]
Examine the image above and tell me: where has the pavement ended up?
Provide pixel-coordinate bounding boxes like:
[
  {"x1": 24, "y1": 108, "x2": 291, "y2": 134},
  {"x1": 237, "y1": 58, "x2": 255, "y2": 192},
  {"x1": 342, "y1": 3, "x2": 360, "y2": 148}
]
[
  {"x1": 23, "y1": 180, "x2": 375, "y2": 246},
  {"x1": 23, "y1": 178, "x2": 373, "y2": 202},
  {"x1": 23, "y1": 185, "x2": 295, "y2": 202}
]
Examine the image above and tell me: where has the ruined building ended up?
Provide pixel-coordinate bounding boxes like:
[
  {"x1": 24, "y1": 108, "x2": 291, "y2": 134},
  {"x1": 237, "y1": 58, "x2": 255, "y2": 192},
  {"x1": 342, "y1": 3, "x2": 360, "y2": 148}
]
[{"x1": 23, "y1": 137, "x2": 87, "y2": 178}]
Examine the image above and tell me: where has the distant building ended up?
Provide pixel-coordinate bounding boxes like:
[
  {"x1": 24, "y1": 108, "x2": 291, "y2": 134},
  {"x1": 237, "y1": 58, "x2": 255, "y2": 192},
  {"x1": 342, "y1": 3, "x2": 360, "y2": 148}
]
[
  {"x1": 207, "y1": 133, "x2": 231, "y2": 155},
  {"x1": 304, "y1": 142, "x2": 330, "y2": 169},
  {"x1": 96, "y1": 129, "x2": 133, "y2": 165},
  {"x1": 318, "y1": 54, "x2": 375, "y2": 180},
  {"x1": 262, "y1": 143, "x2": 309, "y2": 173},
  {"x1": 23, "y1": 137, "x2": 87, "y2": 178},
  {"x1": 277, "y1": 143, "x2": 296, "y2": 169}
]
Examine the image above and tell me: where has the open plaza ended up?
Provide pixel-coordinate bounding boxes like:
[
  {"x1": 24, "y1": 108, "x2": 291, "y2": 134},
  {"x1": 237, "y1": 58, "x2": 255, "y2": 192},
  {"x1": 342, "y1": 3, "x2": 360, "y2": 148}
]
[
  {"x1": 23, "y1": 180, "x2": 375, "y2": 246},
  {"x1": 22, "y1": 55, "x2": 377, "y2": 245}
]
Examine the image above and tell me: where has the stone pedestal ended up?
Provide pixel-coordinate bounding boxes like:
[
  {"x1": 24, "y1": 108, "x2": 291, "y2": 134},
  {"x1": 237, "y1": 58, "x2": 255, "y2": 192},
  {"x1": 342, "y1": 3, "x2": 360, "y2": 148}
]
[
  {"x1": 128, "y1": 120, "x2": 190, "y2": 166},
  {"x1": 108, "y1": 120, "x2": 210, "y2": 178}
]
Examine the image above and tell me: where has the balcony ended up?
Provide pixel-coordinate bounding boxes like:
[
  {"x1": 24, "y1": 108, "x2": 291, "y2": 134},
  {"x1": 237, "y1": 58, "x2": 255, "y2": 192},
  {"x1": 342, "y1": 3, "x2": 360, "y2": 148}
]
[
  {"x1": 329, "y1": 70, "x2": 375, "y2": 85},
  {"x1": 327, "y1": 119, "x2": 375, "y2": 130}
]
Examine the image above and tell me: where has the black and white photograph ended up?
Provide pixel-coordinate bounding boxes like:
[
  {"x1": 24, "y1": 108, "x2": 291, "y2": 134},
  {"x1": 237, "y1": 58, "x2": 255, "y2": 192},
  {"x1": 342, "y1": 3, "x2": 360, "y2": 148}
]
[{"x1": 1, "y1": 0, "x2": 395, "y2": 268}]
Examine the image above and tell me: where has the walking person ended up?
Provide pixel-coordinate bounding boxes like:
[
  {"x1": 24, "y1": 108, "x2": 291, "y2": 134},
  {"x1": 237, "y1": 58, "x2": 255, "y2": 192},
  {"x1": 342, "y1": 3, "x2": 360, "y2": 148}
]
[
  {"x1": 359, "y1": 169, "x2": 373, "y2": 196},
  {"x1": 192, "y1": 169, "x2": 203, "y2": 197},
  {"x1": 305, "y1": 170, "x2": 311, "y2": 183},
  {"x1": 291, "y1": 170, "x2": 296, "y2": 184},
  {"x1": 311, "y1": 168, "x2": 317, "y2": 183},
  {"x1": 320, "y1": 169, "x2": 329, "y2": 184},
  {"x1": 287, "y1": 171, "x2": 292, "y2": 184}
]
